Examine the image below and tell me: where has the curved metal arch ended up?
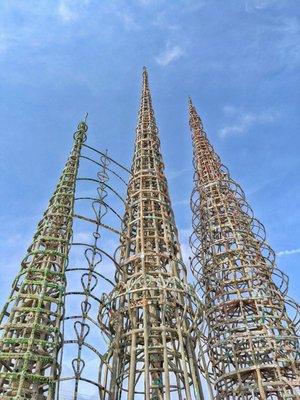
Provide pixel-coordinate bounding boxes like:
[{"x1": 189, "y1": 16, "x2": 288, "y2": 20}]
[
  {"x1": 79, "y1": 155, "x2": 129, "y2": 186},
  {"x1": 75, "y1": 196, "x2": 123, "y2": 222},
  {"x1": 82, "y1": 144, "x2": 131, "y2": 174},
  {"x1": 76, "y1": 177, "x2": 126, "y2": 206},
  {"x1": 58, "y1": 147, "x2": 128, "y2": 400},
  {"x1": 66, "y1": 267, "x2": 115, "y2": 287},
  {"x1": 73, "y1": 214, "x2": 121, "y2": 235}
]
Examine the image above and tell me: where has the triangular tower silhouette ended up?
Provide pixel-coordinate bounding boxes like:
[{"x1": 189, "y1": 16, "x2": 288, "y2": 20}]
[
  {"x1": 98, "y1": 70, "x2": 205, "y2": 400},
  {"x1": 189, "y1": 99, "x2": 300, "y2": 399},
  {"x1": 0, "y1": 119, "x2": 88, "y2": 399}
]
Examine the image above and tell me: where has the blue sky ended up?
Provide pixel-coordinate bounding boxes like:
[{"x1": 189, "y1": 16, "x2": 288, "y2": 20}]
[{"x1": 0, "y1": 0, "x2": 299, "y2": 397}]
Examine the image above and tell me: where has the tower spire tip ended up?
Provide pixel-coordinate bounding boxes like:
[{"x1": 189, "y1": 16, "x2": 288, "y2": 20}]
[
  {"x1": 142, "y1": 66, "x2": 148, "y2": 80},
  {"x1": 141, "y1": 66, "x2": 149, "y2": 92}
]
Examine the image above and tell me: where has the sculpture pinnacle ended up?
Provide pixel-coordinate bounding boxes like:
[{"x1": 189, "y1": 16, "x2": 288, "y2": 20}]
[
  {"x1": 0, "y1": 119, "x2": 88, "y2": 399},
  {"x1": 98, "y1": 69, "x2": 205, "y2": 400},
  {"x1": 189, "y1": 98, "x2": 204, "y2": 132},
  {"x1": 189, "y1": 100, "x2": 300, "y2": 399}
]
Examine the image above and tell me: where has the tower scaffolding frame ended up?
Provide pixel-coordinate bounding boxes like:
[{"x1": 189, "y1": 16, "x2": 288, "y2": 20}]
[
  {"x1": 188, "y1": 99, "x2": 300, "y2": 399},
  {"x1": 98, "y1": 69, "x2": 205, "y2": 400},
  {"x1": 0, "y1": 118, "x2": 88, "y2": 399}
]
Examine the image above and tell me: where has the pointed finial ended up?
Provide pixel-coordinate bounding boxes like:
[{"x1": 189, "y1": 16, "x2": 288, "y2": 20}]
[
  {"x1": 188, "y1": 97, "x2": 197, "y2": 117},
  {"x1": 75, "y1": 113, "x2": 88, "y2": 139},
  {"x1": 142, "y1": 66, "x2": 148, "y2": 85},
  {"x1": 188, "y1": 98, "x2": 204, "y2": 132},
  {"x1": 141, "y1": 66, "x2": 150, "y2": 95}
]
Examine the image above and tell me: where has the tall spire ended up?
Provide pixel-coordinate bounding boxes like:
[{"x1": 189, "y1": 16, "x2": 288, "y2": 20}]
[
  {"x1": 99, "y1": 70, "x2": 205, "y2": 400},
  {"x1": 189, "y1": 100, "x2": 300, "y2": 399},
  {"x1": 0, "y1": 119, "x2": 88, "y2": 399}
]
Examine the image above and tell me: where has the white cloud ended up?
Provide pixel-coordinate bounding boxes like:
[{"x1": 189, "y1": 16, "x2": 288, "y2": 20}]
[
  {"x1": 277, "y1": 18, "x2": 300, "y2": 70},
  {"x1": 245, "y1": 0, "x2": 279, "y2": 12},
  {"x1": 167, "y1": 167, "x2": 191, "y2": 180},
  {"x1": 58, "y1": 1, "x2": 77, "y2": 22},
  {"x1": 155, "y1": 44, "x2": 183, "y2": 66},
  {"x1": 98, "y1": 4, "x2": 140, "y2": 31},
  {"x1": 277, "y1": 248, "x2": 300, "y2": 257},
  {"x1": 115, "y1": 9, "x2": 139, "y2": 30},
  {"x1": 57, "y1": 0, "x2": 90, "y2": 23},
  {"x1": 121, "y1": 12, "x2": 139, "y2": 30},
  {"x1": 222, "y1": 105, "x2": 237, "y2": 115},
  {"x1": 219, "y1": 106, "x2": 279, "y2": 138}
]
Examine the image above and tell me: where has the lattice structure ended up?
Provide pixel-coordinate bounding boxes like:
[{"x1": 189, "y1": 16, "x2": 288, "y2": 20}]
[
  {"x1": 98, "y1": 69, "x2": 204, "y2": 400},
  {"x1": 0, "y1": 119, "x2": 88, "y2": 399},
  {"x1": 188, "y1": 99, "x2": 300, "y2": 399},
  {"x1": 57, "y1": 146, "x2": 130, "y2": 400}
]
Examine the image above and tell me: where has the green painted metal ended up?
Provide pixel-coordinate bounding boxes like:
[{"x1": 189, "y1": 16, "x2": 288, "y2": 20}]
[{"x1": 0, "y1": 120, "x2": 88, "y2": 400}]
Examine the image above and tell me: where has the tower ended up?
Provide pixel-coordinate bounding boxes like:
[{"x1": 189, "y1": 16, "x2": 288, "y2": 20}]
[
  {"x1": 188, "y1": 99, "x2": 300, "y2": 399},
  {"x1": 98, "y1": 69, "x2": 204, "y2": 400},
  {"x1": 0, "y1": 119, "x2": 88, "y2": 399}
]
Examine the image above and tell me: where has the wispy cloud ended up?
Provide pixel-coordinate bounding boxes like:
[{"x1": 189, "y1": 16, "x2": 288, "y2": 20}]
[
  {"x1": 277, "y1": 248, "x2": 300, "y2": 257},
  {"x1": 222, "y1": 105, "x2": 237, "y2": 115},
  {"x1": 276, "y1": 18, "x2": 300, "y2": 70},
  {"x1": 57, "y1": 0, "x2": 90, "y2": 23},
  {"x1": 167, "y1": 167, "x2": 191, "y2": 180},
  {"x1": 121, "y1": 12, "x2": 139, "y2": 30},
  {"x1": 155, "y1": 44, "x2": 183, "y2": 66},
  {"x1": 246, "y1": 176, "x2": 281, "y2": 197},
  {"x1": 245, "y1": 0, "x2": 280, "y2": 12},
  {"x1": 219, "y1": 105, "x2": 280, "y2": 138},
  {"x1": 114, "y1": 8, "x2": 140, "y2": 31}
]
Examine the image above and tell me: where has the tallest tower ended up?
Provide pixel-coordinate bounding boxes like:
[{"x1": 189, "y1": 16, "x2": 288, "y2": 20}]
[{"x1": 99, "y1": 69, "x2": 204, "y2": 400}]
